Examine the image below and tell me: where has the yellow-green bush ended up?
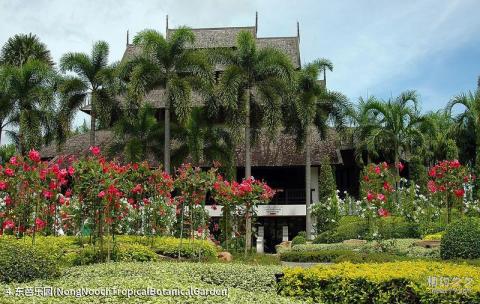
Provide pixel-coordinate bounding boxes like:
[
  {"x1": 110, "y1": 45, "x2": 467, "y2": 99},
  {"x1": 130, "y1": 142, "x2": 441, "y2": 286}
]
[
  {"x1": 279, "y1": 261, "x2": 480, "y2": 303},
  {"x1": 0, "y1": 238, "x2": 60, "y2": 283},
  {"x1": 423, "y1": 232, "x2": 444, "y2": 241}
]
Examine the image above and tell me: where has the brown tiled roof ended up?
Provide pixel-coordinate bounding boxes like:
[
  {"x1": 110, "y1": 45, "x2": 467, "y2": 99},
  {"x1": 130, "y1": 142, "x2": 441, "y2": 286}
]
[
  {"x1": 256, "y1": 37, "x2": 300, "y2": 68},
  {"x1": 40, "y1": 129, "x2": 342, "y2": 166},
  {"x1": 167, "y1": 26, "x2": 256, "y2": 49}
]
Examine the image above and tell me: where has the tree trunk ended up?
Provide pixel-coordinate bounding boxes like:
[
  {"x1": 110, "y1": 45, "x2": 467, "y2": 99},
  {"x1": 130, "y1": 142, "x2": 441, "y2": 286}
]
[
  {"x1": 245, "y1": 88, "x2": 252, "y2": 254},
  {"x1": 475, "y1": 138, "x2": 480, "y2": 200},
  {"x1": 164, "y1": 102, "x2": 171, "y2": 174},
  {"x1": 90, "y1": 99, "x2": 96, "y2": 147},
  {"x1": 305, "y1": 125, "x2": 312, "y2": 240}
]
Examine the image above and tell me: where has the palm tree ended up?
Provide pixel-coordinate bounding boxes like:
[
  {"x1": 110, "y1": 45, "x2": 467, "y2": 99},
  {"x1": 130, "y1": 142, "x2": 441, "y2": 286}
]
[
  {"x1": 0, "y1": 66, "x2": 15, "y2": 147},
  {"x1": 215, "y1": 30, "x2": 293, "y2": 252},
  {"x1": 284, "y1": 60, "x2": 349, "y2": 239},
  {"x1": 110, "y1": 104, "x2": 164, "y2": 163},
  {"x1": 60, "y1": 41, "x2": 118, "y2": 147},
  {"x1": 1, "y1": 33, "x2": 53, "y2": 66},
  {"x1": 317, "y1": 58, "x2": 333, "y2": 84},
  {"x1": 420, "y1": 111, "x2": 458, "y2": 164},
  {"x1": 447, "y1": 89, "x2": 480, "y2": 199},
  {"x1": 122, "y1": 28, "x2": 212, "y2": 174},
  {"x1": 171, "y1": 108, "x2": 234, "y2": 170},
  {"x1": 2, "y1": 59, "x2": 55, "y2": 153},
  {"x1": 362, "y1": 91, "x2": 427, "y2": 196}
]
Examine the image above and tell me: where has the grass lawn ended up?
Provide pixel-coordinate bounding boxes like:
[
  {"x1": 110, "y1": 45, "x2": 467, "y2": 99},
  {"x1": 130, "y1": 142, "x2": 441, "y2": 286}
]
[{"x1": 0, "y1": 261, "x2": 299, "y2": 304}]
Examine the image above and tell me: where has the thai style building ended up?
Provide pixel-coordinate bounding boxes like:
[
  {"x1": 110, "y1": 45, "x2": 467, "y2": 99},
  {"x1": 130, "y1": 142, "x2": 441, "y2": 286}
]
[{"x1": 40, "y1": 15, "x2": 359, "y2": 252}]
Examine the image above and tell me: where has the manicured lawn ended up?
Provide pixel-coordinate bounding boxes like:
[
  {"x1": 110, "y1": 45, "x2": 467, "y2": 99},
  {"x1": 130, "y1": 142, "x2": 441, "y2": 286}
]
[{"x1": 0, "y1": 261, "x2": 299, "y2": 303}]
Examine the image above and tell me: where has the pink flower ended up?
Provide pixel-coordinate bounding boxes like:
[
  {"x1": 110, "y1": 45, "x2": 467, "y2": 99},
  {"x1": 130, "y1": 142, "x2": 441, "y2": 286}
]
[
  {"x1": 367, "y1": 191, "x2": 375, "y2": 202},
  {"x1": 378, "y1": 208, "x2": 390, "y2": 217},
  {"x1": 132, "y1": 184, "x2": 143, "y2": 194},
  {"x1": 142, "y1": 198, "x2": 150, "y2": 205},
  {"x1": 5, "y1": 196, "x2": 12, "y2": 206},
  {"x1": 0, "y1": 181, "x2": 7, "y2": 190},
  {"x1": 89, "y1": 146, "x2": 101, "y2": 156},
  {"x1": 97, "y1": 191, "x2": 106, "y2": 198},
  {"x1": 383, "y1": 182, "x2": 393, "y2": 192},
  {"x1": 4, "y1": 168, "x2": 14, "y2": 177},
  {"x1": 65, "y1": 189, "x2": 72, "y2": 198},
  {"x1": 377, "y1": 193, "x2": 386, "y2": 201},
  {"x1": 450, "y1": 160, "x2": 461, "y2": 169},
  {"x1": 396, "y1": 162, "x2": 404, "y2": 172},
  {"x1": 9, "y1": 157, "x2": 17, "y2": 165},
  {"x1": 454, "y1": 188, "x2": 465, "y2": 198},
  {"x1": 2, "y1": 219, "x2": 15, "y2": 230},
  {"x1": 28, "y1": 149, "x2": 41, "y2": 162},
  {"x1": 374, "y1": 166, "x2": 381, "y2": 175},
  {"x1": 42, "y1": 190, "x2": 53, "y2": 200}
]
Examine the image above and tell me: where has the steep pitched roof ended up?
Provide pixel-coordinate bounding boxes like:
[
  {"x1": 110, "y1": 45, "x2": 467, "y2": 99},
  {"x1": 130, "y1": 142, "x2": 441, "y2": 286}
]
[{"x1": 40, "y1": 129, "x2": 342, "y2": 166}]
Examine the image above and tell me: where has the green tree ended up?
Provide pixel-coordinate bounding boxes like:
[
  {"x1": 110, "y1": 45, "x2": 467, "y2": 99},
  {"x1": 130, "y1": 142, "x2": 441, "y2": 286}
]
[
  {"x1": 123, "y1": 28, "x2": 213, "y2": 174},
  {"x1": 2, "y1": 59, "x2": 56, "y2": 152},
  {"x1": 318, "y1": 157, "x2": 336, "y2": 202},
  {"x1": 361, "y1": 91, "x2": 427, "y2": 196},
  {"x1": 215, "y1": 30, "x2": 293, "y2": 251},
  {"x1": 60, "y1": 41, "x2": 118, "y2": 147},
  {"x1": 171, "y1": 108, "x2": 234, "y2": 170},
  {"x1": 0, "y1": 65, "x2": 15, "y2": 146},
  {"x1": 0, "y1": 33, "x2": 53, "y2": 66},
  {"x1": 283, "y1": 59, "x2": 348, "y2": 239},
  {"x1": 447, "y1": 89, "x2": 480, "y2": 198},
  {"x1": 110, "y1": 104, "x2": 163, "y2": 163},
  {"x1": 420, "y1": 111, "x2": 458, "y2": 165}
]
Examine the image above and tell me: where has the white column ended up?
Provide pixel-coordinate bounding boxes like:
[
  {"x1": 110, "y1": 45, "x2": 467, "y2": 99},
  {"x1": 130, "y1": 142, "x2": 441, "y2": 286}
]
[
  {"x1": 256, "y1": 226, "x2": 264, "y2": 253},
  {"x1": 282, "y1": 226, "x2": 289, "y2": 242}
]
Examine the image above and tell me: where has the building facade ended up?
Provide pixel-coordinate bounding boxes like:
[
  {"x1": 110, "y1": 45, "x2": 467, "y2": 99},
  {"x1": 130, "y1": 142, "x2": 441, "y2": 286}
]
[{"x1": 41, "y1": 15, "x2": 359, "y2": 252}]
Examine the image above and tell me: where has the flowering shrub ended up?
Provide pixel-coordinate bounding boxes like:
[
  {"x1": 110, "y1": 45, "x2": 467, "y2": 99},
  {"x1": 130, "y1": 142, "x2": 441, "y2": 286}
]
[
  {"x1": 361, "y1": 162, "x2": 398, "y2": 218},
  {"x1": 427, "y1": 160, "x2": 473, "y2": 223}
]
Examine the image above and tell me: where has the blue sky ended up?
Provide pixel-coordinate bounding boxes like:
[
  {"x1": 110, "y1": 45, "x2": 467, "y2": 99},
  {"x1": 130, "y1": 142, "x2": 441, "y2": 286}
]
[{"x1": 1, "y1": 0, "x2": 479, "y2": 136}]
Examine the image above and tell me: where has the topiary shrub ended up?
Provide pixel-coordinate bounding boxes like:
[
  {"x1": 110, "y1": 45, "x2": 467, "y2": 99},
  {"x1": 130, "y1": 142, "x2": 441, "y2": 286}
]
[
  {"x1": 0, "y1": 238, "x2": 60, "y2": 283},
  {"x1": 115, "y1": 243, "x2": 157, "y2": 262},
  {"x1": 291, "y1": 235, "x2": 306, "y2": 246},
  {"x1": 377, "y1": 216, "x2": 420, "y2": 239},
  {"x1": 441, "y1": 217, "x2": 480, "y2": 260}
]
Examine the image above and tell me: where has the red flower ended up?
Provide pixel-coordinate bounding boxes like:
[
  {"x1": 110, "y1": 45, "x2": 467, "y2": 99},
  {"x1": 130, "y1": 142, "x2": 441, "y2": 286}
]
[
  {"x1": 427, "y1": 180, "x2": 437, "y2": 193},
  {"x1": 377, "y1": 193, "x2": 386, "y2": 202},
  {"x1": 428, "y1": 168, "x2": 436, "y2": 177},
  {"x1": 450, "y1": 159, "x2": 461, "y2": 168},
  {"x1": 142, "y1": 198, "x2": 150, "y2": 205},
  {"x1": 35, "y1": 218, "x2": 46, "y2": 230},
  {"x1": 374, "y1": 166, "x2": 381, "y2": 175},
  {"x1": 132, "y1": 184, "x2": 143, "y2": 194},
  {"x1": 378, "y1": 208, "x2": 390, "y2": 217},
  {"x1": 0, "y1": 181, "x2": 7, "y2": 190},
  {"x1": 367, "y1": 191, "x2": 375, "y2": 202},
  {"x1": 454, "y1": 188, "x2": 465, "y2": 198},
  {"x1": 98, "y1": 191, "x2": 106, "y2": 198},
  {"x1": 39, "y1": 169, "x2": 47, "y2": 180},
  {"x1": 4, "y1": 168, "x2": 14, "y2": 177},
  {"x1": 383, "y1": 182, "x2": 393, "y2": 192},
  {"x1": 67, "y1": 166, "x2": 75, "y2": 176},
  {"x1": 363, "y1": 175, "x2": 369, "y2": 182},
  {"x1": 2, "y1": 219, "x2": 15, "y2": 230},
  {"x1": 197, "y1": 226, "x2": 204, "y2": 235},
  {"x1": 28, "y1": 149, "x2": 41, "y2": 162},
  {"x1": 65, "y1": 189, "x2": 72, "y2": 198},
  {"x1": 89, "y1": 146, "x2": 101, "y2": 156},
  {"x1": 396, "y1": 162, "x2": 404, "y2": 172}
]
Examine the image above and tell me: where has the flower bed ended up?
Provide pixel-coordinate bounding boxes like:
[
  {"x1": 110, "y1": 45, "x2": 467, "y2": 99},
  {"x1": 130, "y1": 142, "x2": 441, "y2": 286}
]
[{"x1": 279, "y1": 261, "x2": 480, "y2": 303}]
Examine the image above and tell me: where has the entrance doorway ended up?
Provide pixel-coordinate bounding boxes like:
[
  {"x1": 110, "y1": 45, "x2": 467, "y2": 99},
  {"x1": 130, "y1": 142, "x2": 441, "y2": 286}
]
[{"x1": 256, "y1": 217, "x2": 306, "y2": 253}]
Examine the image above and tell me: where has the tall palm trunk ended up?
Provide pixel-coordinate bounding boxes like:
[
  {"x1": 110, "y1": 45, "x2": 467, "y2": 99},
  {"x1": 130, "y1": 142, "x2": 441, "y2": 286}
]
[
  {"x1": 164, "y1": 100, "x2": 171, "y2": 174},
  {"x1": 90, "y1": 95, "x2": 96, "y2": 146},
  {"x1": 475, "y1": 133, "x2": 480, "y2": 200},
  {"x1": 305, "y1": 125, "x2": 312, "y2": 240},
  {"x1": 245, "y1": 88, "x2": 252, "y2": 254}
]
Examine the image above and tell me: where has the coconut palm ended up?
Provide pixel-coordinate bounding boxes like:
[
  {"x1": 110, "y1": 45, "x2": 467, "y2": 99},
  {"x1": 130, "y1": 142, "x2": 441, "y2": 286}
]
[
  {"x1": 122, "y1": 28, "x2": 213, "y2": 174},
  {"x1": 2, "y1": 59, "x2": 56, "y2": 153},
  {"x1": 214, "y1": 30, "x2": 293, "y2": 251},
  {"x1": 60, "y1": 41, "x2": 118, "y2": 147},
  {"x1": 362, "y1": 91, "x2": 427, "y2": 195},
  {"x1": 284, "y1": 60, "x2": 349, "y2": 239},
  {"x1": 110, "y1": 104, "x2": 164, "y2": 163},
  {"x1": 1, "y1": 33, "x2": 53, "y2": 66},
  {"x1": 171, "y1": 108, "x2": 234, "y2": 170},
  {"x1": 420, "y1": 111, "x2": 458, "y2": 164},
  {"x1": 0, "y1": 66, "x2": 15, "y2": 147},
  {"x1": 447, "y1": 89, "x2": 480, "y2": 198}
]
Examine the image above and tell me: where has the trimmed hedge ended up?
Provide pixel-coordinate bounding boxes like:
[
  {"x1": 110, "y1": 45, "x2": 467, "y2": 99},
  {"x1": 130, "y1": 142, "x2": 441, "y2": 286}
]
[
  {"x1": 280, "y1": 250, "x2": 409, "y2": 263},
  {"x1": 314, "y1": 216, "x2": 368, "y2": 243},
  {"x1": 441, "y1": 217, "x2": 480, "y2": 260},
  {"x1": 377, "y1": 216, "x2": 420, "y2": 239},
  {"x1": 0, "y1": 238, "x2": 60, "y2": 283},
  {"x1": 278, "y1": 261, "x2": 480, "y2": 303},
  {"x1": 291, "y1": 235, "x2": 306, "y2": 246}
]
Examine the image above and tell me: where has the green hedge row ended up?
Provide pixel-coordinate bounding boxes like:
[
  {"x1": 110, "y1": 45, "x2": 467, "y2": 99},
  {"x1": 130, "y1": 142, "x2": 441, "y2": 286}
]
[
  {"x1": 278, "y1": 261, "x2": 480, "y2": 303},
  {"x1": 280, "y1": 250, "x2": 409, "y2": 263}
]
